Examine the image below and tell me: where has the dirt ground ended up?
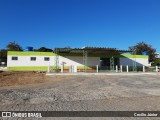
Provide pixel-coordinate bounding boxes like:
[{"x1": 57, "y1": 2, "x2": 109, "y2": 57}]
[
  {"x1": 0, "y1": 71, "x2": 160, "y2": 120},
  {"x1": 0, "y1": 71, "x2": 75, "y2": 87}
]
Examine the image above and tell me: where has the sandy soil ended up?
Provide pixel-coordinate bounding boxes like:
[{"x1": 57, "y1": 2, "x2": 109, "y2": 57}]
[{"x1": 0, "y1": 71, "x2": 75, "y2": 87}]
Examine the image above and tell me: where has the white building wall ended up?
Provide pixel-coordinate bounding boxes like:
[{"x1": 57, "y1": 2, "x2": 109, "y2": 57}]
[
  {"x1": 7, "y1": 56, "x2": 55, "y2": 66},
  {"x1": 7, "y1": 55, "x2": 100, "y2": 67},
  {"x1": 120, "y1": 58, "x2": 149, "y2": 66},
  {"x1": 59, "y1": 56, "x2": 100, "y2": 66}
]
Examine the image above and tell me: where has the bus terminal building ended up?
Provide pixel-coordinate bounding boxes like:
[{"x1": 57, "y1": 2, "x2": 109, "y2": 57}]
[{"x1": 7, "y1": 47, "x2": 149, "y2": 72}]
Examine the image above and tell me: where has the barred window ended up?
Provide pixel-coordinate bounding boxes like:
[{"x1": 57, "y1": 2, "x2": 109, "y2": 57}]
[
  {"x1": 44, "y1": 57, "x2": 50, "y2": 61},
  {"x1": 30, "y1": 57, "x2": 36, "y2": 61},
  {"x1": 12, "y1": 57, "x2": 18, "y2": 60}
]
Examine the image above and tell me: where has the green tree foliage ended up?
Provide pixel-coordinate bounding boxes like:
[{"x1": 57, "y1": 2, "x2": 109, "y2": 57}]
[
  {"x1": 0, "y1": 41, "x2": 23, "y2": 64},
  {"x1": 35, "y1": 47, "x2": 53, "y2": 52},
  {"x1": 152, "y1": 59, "x2": 160, "y2": 66},
  {"x1": 129, "y1": 42, "x2": 156, "y2": 62},
  {"x1": 0, "y1": 49, "x2": 7, "y2": 64},
  {"x1": 6, "y1": 41, "x2": 23, "y2": 51}
]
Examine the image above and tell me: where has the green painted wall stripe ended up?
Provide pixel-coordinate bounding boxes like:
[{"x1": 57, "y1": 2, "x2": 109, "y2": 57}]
[
  {"x1": 8, "y1": 51, "x2": 148, "y2": 58},
  {"x1": 120, "y1": 54, "x2": 148, "y2": 58},
  {"x1": 7, "y1": 66, "x2": 78, "y2": 71},
  {"x1": 7, "y1": 66, "x2": 50, "y2": 71},
  {"x1": 7, "y1": 66, "x2": 96, "y2": 71},
  {"x1": 7, "y1": 66, "x2": 63, "y2": 71},
  {"x1": 8, "y1": 51, "x2": 55, "y2": 56}
]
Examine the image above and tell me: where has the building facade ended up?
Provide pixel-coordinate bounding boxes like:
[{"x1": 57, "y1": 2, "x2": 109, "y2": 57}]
[{"x1": 7, "y1": 50, "x2": 149, "y2": 72}]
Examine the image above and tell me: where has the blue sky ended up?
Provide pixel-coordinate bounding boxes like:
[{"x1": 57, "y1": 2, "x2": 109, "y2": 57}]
[{"x1": 0, "y1": 0, "x2": 160, "y2": 51}]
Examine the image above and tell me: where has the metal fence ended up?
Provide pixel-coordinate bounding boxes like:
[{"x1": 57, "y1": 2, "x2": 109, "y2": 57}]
[
  {"x1": 49, "y1": 65, "x2": 159, "y2": 73},
  {"x1": 145, "y1": 66, "x2": 157, "y2": 72}
]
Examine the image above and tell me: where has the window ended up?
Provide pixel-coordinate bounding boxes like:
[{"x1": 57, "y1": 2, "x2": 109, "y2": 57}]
[
  {"x1": 44, "y1": 57, "x2": 50, "y2": 61},
  {"x1": 12, "y1": 57, "x2": 18, "y2": 60},
  {"x1": 30, "y1": 57, "x2": 36, "y2": 61}
]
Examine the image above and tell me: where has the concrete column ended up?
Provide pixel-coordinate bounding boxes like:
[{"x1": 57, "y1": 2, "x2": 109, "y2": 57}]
[
  {"x1": 72, "y1": 65, "x2": 74, "y2": 73},
  {"x1": 69, "y1": 65, "x2": 72, "y2": 73},
  {"x1": 116, "y1": 65, "x2": 118, "y2": 72},
  {"x1": 71, "y1": 65, "x2": 74, "y2": 73},
  {"x1": 48, "y1": 65, "x2": 50, "y2": 73},
  {"x1": 120, "y1": 65, "x2": 122, "y2": 72},
  {"x1": 156, "y1": 66, "x2": 158, "y2": 72},
  {"x1": 61, "y1": 65, "x2": 63, "y2": 73},
  {"x1": 143, "y1": 66, "x2": 145, "y2": 72},
  {"x1": 126, "y1": 65, "x2": 129, "y2": 72},
  {"x1": 96, "y1": 65, "x2": 98, "y2": 73},
  {"x1": 74, "y1": 66, "x2": 77, "y2": 72}
]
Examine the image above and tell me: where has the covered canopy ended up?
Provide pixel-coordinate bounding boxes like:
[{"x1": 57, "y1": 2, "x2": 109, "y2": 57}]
[{"x1": 54, "y1": 47, "x2": 131, "y2": 57}]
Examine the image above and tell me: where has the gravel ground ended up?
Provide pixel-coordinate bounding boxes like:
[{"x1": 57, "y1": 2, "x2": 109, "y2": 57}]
[{"x1": 0, "y1": 74, "x2": 160, "y2": 120}]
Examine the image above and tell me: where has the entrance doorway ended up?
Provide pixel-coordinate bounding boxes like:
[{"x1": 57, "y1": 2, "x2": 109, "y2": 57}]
[{"x1": 100, "y1": 57, "x2": 119, "y2": 71}]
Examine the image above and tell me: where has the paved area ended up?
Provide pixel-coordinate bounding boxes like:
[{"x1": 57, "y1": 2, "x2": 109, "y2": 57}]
[
  {"x1": 46, "y1": 72, "x2": 158, "y2": 76},
  {"x1": 0, "y1": 74, "x2": 160, "y2": 120}
]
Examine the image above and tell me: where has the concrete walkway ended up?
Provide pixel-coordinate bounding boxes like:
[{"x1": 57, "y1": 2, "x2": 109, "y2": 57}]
[{"x1": 46, "y1": 72, "x2": 158, "y2": 76}]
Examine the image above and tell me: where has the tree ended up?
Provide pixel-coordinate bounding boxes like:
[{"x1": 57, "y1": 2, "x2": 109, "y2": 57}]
[
  {"x1": 36, "y1": 47, "x2": 53, "y2": 52},
  {"x1": 0, "y1": 49, "x2": 7, "y2": 64},
  {"x1": 0, "y1": 41, "x2": 23, "y2": 64},
  {"x1": 152, "y1": 59, "x2": 160, "y2": 66},
  {"x1": 129, "y1": 42, "x2": 156, "y2": 62},
  {"x1": 6, "y1": 41, "x2": 23, "y2": 51}
]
